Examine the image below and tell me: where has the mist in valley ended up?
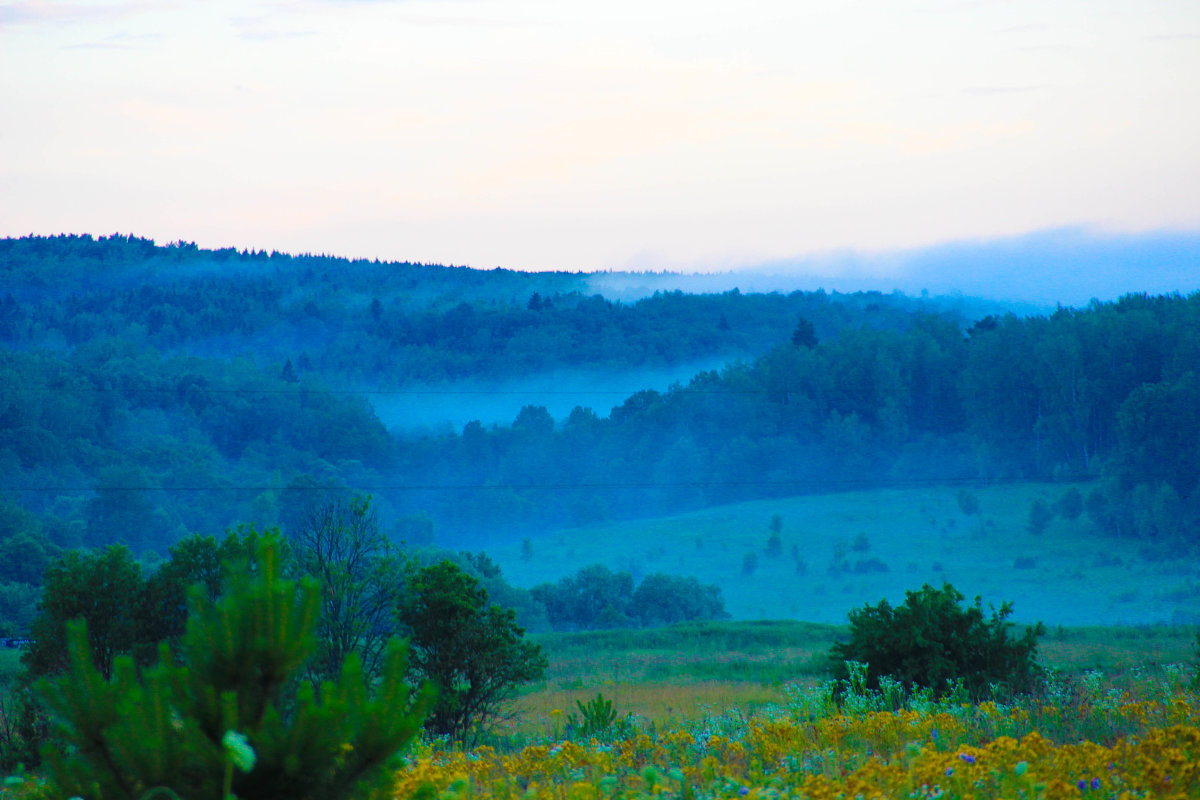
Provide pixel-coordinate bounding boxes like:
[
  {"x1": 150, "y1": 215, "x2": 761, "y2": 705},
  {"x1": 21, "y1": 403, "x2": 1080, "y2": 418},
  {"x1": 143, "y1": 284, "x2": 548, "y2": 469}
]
[{"x1": 368, "y1": 359, "x2": 736, "y2": 434}]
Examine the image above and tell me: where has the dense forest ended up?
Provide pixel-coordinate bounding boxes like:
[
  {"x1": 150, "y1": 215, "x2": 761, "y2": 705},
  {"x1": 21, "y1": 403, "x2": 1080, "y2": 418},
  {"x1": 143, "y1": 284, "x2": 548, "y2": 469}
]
[{"x1": 2, "y1": 234, "x2": 1199, "y2": 633}]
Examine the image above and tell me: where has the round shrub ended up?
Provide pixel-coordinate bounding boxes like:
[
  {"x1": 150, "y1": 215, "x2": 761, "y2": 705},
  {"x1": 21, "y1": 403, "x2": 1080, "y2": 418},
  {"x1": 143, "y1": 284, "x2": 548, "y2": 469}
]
[{"x1": 830, "y1": 582, "x2": 1044, "y2": 701}]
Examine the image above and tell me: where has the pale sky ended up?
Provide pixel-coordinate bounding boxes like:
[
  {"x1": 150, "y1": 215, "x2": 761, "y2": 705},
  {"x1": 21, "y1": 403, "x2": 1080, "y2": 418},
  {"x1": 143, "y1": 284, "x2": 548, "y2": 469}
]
[{"x1": 3, "y1": 0, "x2": 1200, "y2": 277}]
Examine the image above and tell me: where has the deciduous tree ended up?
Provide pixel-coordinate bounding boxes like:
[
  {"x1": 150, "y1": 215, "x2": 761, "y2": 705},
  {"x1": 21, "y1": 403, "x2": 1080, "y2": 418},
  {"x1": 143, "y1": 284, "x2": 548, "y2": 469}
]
[{"x1": 400, "y1": 561, "x2": 546, "y2": 745}]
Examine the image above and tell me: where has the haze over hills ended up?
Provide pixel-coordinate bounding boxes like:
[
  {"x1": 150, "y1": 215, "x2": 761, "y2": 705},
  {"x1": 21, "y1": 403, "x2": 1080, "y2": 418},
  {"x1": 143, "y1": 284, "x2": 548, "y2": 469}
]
[
  {"x1": 1, "y1": 233, "x2": 1199, "y2": 631},
  {"x1": 588, "y1": 228, "x2": 1200, "y2": 311}
]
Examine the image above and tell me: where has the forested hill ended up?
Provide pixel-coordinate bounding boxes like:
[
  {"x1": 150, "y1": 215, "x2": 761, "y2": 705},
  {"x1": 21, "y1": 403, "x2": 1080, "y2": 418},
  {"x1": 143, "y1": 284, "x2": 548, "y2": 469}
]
[
  {"x1": 0, "y1": 234, "x2": 963, "y2": 546},
  {"x1": 0, "y1": 234, "x2": 955, "y2": 384},
  {"x1": 2, "y1": 234, "x2": 1199, "y2": 616}
]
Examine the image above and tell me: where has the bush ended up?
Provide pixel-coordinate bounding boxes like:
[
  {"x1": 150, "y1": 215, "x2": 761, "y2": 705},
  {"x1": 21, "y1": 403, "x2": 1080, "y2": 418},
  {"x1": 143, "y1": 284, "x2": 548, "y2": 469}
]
[
  {"x1": 830, "y1": 582, "x2": 1044, "y2": 702},
  {"x1": 1028, "y1": 498, "x2": 1055, "y2": 536},
  {"x1": 852, "y1": 558, "x2": 889, "y2": 574},
  {"x1": 35, "y1": 534, "x2": 432, "y2": 800}
]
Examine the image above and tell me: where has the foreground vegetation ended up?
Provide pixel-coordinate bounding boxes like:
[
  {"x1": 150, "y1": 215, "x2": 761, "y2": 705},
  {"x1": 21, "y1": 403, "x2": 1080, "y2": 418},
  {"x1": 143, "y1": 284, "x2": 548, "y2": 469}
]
[
  {"x1": 3, "y1": 612, "x2": 1197, "y2": 799},
  {"x1": 417, "y1": 621, "x2": 1200, "y2": 799},
  {"x1": 395, "y1": 665, "x2": 1200, "y2": 800}
]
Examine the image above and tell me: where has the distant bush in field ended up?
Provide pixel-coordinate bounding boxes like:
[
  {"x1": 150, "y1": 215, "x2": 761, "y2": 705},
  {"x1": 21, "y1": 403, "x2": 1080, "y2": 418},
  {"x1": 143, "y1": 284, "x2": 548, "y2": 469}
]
[
  {"x1": 765, "y1": 514, "x2": 784, "y2": 558},
  {"x1": 765, "y1": 532, "x2": 783, "y2": 558},
  {"x1": 530, "y1": 564, "x2": 727, "y2": 631},
  {"x1": 831, "y1": 582, "x2": 1045, "y2": 701},
  {"x1": 851, "y1": 558, "x2": 889, "y2": 574},
  {"x1": 1028, "y1": 498, "x2": 1055, "y2": 536}
]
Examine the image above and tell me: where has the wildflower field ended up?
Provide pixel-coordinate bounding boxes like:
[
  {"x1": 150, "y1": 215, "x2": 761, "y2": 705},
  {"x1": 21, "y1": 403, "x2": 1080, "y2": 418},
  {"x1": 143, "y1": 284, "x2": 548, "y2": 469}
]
[{"x1": 395, "y1": 626, "x2": 1200, "y2": 800}]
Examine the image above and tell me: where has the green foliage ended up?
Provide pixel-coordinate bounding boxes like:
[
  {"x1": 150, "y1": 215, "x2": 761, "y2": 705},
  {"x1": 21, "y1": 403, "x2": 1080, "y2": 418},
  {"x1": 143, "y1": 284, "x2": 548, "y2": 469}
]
[
  {"x1": 400, "y1": 561, "x2": 546, "y2": 746},
  {"x1": 0, "y1": 681, "x2": 45, "y2": 772},
  {"x1": 531, "y1": 565, "x2": 636, "y2": 631},
  {"x1": 35, "y1": 533, "x2": 432, "y2": 800},
  {"x1": 566, "y1": 692, "x2": 623, "y2": 739},
  {"x1": 24, "y1": 545, "x2": 143, "y2": 680},
  {"x1": 1194, "y1": 630, "x2": 1200, "y2": 690},
  {"x1": 629, "y1": 573, "x2": 728, "y2": 627},
  {"x1": 831, "y1": 582, "x2": 1045, "y2": 701},
  {"x1": 532, "y1": 565, "x2": 727, "y2": 632},
  {"x1": 0, "y1": 497, "x2": 59, "y2": 586},
  {"x1": 25, "y1": 532, "x2": 264, "y2": 682},
  {"x1": 138, "y1": 529, "x2": 262, "y2": 658}
]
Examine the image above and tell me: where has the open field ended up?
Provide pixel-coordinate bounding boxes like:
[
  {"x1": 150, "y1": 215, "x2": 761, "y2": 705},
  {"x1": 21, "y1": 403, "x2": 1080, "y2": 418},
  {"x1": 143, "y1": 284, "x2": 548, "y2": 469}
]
[
  {"x1": 491, "y1": 482, "x2": 1200, "y2": 627},
  {"x1": 402, "y1": 622, "x2": 1200, "y2": 800},
  {"x1": 492, "y1": 621, "x2": 1199, "y2": 743}
]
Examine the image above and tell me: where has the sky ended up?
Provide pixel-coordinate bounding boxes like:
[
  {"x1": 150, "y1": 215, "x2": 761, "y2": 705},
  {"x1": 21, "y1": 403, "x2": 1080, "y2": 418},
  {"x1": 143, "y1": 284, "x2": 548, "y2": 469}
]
[{"x1": 3, "y1": 0, "x2": 1200, "y2": 301}]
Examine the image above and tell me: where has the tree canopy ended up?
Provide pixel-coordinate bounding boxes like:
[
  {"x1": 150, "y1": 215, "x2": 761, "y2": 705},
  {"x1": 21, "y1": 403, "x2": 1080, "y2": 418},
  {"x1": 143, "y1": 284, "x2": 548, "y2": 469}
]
[{"x1": 399, "y1": 560, "x2": 546, "y2": 745}]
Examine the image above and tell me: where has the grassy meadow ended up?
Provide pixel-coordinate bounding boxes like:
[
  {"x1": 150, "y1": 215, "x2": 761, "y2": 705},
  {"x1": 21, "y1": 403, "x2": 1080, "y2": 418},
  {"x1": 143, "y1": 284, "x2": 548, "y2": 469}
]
[
  {"x1": 492, "y1": 482, "x2": 1200, "y2": 627},
  {"x1": 494, "y1": 621, "x2": 1198, "y2": 742},
  {"x1": 399, "y1": 621, "x2": 1200, "y2": 800}
]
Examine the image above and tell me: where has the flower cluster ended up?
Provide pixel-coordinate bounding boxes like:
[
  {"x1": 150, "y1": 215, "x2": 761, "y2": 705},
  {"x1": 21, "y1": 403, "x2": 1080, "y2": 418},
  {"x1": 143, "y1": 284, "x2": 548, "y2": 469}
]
[{"x1": 394, "y1": 677, "x2": 1200, "y2": 800}]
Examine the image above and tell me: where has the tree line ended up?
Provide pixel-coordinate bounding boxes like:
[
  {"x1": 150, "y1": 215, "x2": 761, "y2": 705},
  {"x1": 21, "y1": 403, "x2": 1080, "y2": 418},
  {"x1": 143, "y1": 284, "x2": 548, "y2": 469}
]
[
  {"x1": 1, "y1": 493, "x2": 729, "y2": 766},
  {"x1": 395, "y1": 293, "x2": 1200, "y2": 547},
  {"x1": 6, "y1": 499, "x2": 543, "y2": 768}
]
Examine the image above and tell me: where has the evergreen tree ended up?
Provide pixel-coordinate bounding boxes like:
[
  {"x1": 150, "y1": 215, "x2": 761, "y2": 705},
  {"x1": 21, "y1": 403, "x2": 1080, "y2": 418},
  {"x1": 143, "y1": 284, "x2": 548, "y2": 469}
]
[{"x1": 35, "y1": 533, "x2": 432, "y2": 800}]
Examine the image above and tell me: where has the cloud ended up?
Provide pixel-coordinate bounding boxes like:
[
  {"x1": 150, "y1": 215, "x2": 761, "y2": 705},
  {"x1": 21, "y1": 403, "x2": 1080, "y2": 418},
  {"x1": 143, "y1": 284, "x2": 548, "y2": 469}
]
[
  {"x1": 1146, "y1": 32, "x2": 1200, "y2": 42},
  {"x1": 754, "y1": 227, "x2": 1200, "y2": 308},
  {"x1": 961, "y1": 85, "x2": 1049, "y2": 96},
  {"x1": 0, "y1": 1, "x2": 159, "y2": 28},
  {"x1": 63, "y1": 29, "x2": 162, "y2": 49},
  {"x1": 229, "y1": 13, "x2": 318, "y2": 40},
  {"x1": 391, "y1": 13, "x2": 543, "y2": 28}
]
